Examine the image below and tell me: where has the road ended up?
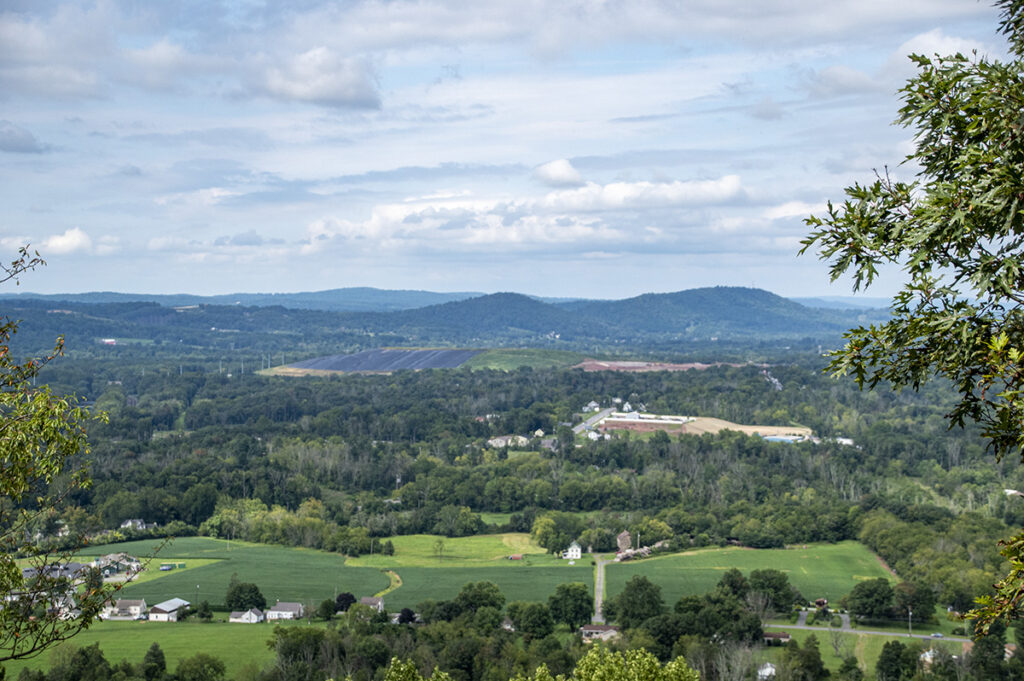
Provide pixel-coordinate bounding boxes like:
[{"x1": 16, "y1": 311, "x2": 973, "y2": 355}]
[
  {"x1": 592, "y1": 555, "x2": 611, "y2": 623},
  {"x1": 766, "y1": 621, "x2": 969, "y2": 643},
  {"x1": 574, "y1": 408, "x2": 613, "y2": 435}
]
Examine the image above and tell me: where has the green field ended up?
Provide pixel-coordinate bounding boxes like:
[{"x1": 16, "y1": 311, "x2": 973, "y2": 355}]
[
  {"x1": 85, "y1": 537, "x2": 389, "y2": 606},
  {"x1": 4, "y1": 620, "x2": 287, "y2": 679},
  {"x1": 383, "y1": 565, "x2": 595, "y2": 609},
  {"x1": 605, "y1": 542, "x2": 893, "y2": 605},
  {"x1": 462, "y1": 348, "x2": 584, "y2": 370},
  {"x1": 346, "y1": 533, "x2": 559, "y2": 568}
]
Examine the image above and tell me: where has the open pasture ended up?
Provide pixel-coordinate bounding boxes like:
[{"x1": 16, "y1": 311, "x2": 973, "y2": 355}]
[
  {"x1": 345, "y1": 533, "x2": 558, "y2": 568},
  {"x1": 4, "y1": 620, "x2": 285, "y2": 679},
  {"x1": 383, "y1": 565, "x2": 594, "y2": 610},
  {"x1": 605, "y1": 541, "x2": 892, "y2": 604},
  {"x1": 86, "y1": 537, "x2": 388, "y2": 606}
]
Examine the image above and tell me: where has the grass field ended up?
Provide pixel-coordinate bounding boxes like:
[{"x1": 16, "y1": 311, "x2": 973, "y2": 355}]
[
  {"x1": 4, "y1": 620, "x2": 289, "y2": 679},
  {"x1": 383, "y1": 565, "x2": 595, "y2": 609},
  {"x1": 462, "y1": 348, "x2": 585, "y2": 370},
  {"x1": 605, "y1": 542, "x2": 892, "y2": 605},
  {"x1": 345, "y1": 533, "x2": 560, "y2": 568},
  {"x1": 85, "y1": 537, "x2": 389, "y2": 606}
]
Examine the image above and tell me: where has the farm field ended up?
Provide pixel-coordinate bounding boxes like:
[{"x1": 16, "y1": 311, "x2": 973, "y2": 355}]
[
  {"x1": 4, "y1": 620, "x2": 286, "y2": 679},
  {"x1": 85, "y1": 537, "x2": 389, "y2": 606},
  {"x1": 279, "y1": 347, "x2": 483, "y2": 374},
  {"x1": 605, "y1": 541, "x2": 892, "y2": 605},
  {"x1": 345, "y1": 533, "x2": 559, "y2": 568},
  {"x1": 383, "y1": 565, "x2": 595, "y2": 610}
]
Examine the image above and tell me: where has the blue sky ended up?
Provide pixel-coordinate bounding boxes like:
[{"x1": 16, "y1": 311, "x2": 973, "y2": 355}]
[{"x1": 0, "y1": 1, "x2": 1008, "y2": 299}]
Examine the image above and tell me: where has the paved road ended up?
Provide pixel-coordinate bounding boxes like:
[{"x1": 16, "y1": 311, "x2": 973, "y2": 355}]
[
  {"x1": 592, "y1": 555, "x2": 611, "y2": 623},
  {"x1": 574, "y1": 408, "x2": 614, "y2": 435},
  {"x1": 766, "y1": 622, "x2": 969, "y2": 643}
]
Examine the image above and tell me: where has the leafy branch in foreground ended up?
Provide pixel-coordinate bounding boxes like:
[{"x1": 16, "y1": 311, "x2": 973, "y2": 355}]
[
  {"x1": 0, "y1": 247, "x2": 116, "y2": 662},
  {"x1": 801, "y1": 0, "x2": 1024, "y2": 632}
]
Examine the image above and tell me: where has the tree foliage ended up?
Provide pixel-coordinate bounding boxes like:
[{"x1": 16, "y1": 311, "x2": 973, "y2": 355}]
[
  {"x1": 0, "y1": 248, "x2": 110, "y2": 662},
  {"x1": 800, "y1": 0, "x2": 1024, "y2": 630}
]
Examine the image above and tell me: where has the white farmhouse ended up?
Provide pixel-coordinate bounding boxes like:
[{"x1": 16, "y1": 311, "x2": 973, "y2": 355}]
[
  {"x1": 229, "y1": 608, "x2": 265, "y2": 624},
  {"x1": 267, "y1": 601, "x2": 304, "y2": 620},
  {"x1": 561, "y1": 541, "x2": 582, "y2": 560}
]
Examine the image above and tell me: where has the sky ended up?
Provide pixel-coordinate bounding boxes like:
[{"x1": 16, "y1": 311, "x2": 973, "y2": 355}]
[{"x1": 0, "y1": 0, "x2": 1010, "y2": 299}]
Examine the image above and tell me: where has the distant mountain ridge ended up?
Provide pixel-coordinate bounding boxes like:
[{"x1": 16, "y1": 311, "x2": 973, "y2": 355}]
[
  {"x1": 0, "y1": 287, "x2": 483, "y2": 313},
  {"x1": 1, "y1": 286, "x2": 888, "y2": 354}
]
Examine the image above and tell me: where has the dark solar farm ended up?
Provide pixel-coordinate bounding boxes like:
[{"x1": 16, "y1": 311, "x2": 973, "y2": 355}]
[{"x1": 288, "y1": 348, "x2": 483, "y2": 373}]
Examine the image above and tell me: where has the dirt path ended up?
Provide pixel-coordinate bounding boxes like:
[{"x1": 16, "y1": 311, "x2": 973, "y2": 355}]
[{"x1": 592, "y1": 556, "x2": 610, "y2": 623}]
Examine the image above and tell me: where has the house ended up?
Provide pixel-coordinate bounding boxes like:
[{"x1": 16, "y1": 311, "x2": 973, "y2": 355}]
[
  {"x1": 508, "y1": 554, "x2": 523, "y2": 561},
  {"x1": 757, "y1": 662, "x2": 777, "y2": 680},
  {"x1": 266, "y1": 601, "x2": 304, "y2": 620},
  {"x1": 763, "y1": 632, "x2": 791, "y2": 645},
  {"x1": 486, "y1": 435, "x2": 530, "y2": 448},
  {"x1": 616, "y1": 530, "x2": 632, "y2": 553},
  {"x1": 501, "y1": 617, "x2": 515, "y2": 632},
  {"x1": 229, "y1": 608, "x2": 265, "y2": 624},
  {"x1": 579, "y1": 624, "x2": 620, "y2": 642},
  {"x1": 360, "y1": 596, "x2": 384, "y2": 613},
  {"x1": 148, "y1": 598, "x2": 189, "y2": 622},
  {"x1": 103, "y1": 598, "x2": 147, "y2": 620},
  {"x1": 562, "y1": 541, "x2": 582, "y2": 560}
]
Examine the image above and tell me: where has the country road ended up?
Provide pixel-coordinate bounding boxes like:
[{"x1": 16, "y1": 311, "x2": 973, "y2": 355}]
[
  {"x1": 765, "y1": 622, "x2": 969, "y2": 644},
  {"x1": 592, "y1": 555, "x2": 610, "y2": 623},
  {"x1": 574, "y1": 408, "x2": 613, "y2": 435}
]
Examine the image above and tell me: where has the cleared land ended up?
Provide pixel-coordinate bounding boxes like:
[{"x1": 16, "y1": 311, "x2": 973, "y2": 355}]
[
  {"x1": 86, "y1": 537, "x2": 388, "y2": 606},
  {"x1": 573, "y1": 359, "x2": 749, "y2": 372},
  {"x1": 605, "y1": 542, "x2": 892, "y2": 605},
  {"x1": 345, "y1": 533, "x2": 556, "y2": 568},
  {"x1": 597, "y1": 413, "x2": 812, "y2": 439},
  {"x1": 463, "y1": 348, "x2": 585, "y2": 370},
  {"x1": 273, "y1": 348, "x2": 483, "y2": 374}
]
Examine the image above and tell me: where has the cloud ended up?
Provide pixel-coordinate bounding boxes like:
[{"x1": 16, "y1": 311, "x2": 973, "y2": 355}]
[
  {"x1": 41, "y1": 227, "x2": 91, "y2": 255},
  {"x1": 302, "y1": 174, "x2": 745, "y2": 255},
  {"x1": 534, "y1": 159, "x2": 584, "y2": 187},
  {"x1": 763, "y1": 201, "x2": 826, "y2": 220},
  {"x1": 0, "y1": 121, "x2": 47, "y2": 153},
  {"x1": 750, "y1": 97, "x2": 784, "y2": 121},
  {"x1": 542, "y1": 176, "x2": 743, "y2": 212},
  {"x1": 804, "y1": 65, "x2": 883, "y2": 98},
  {"x1": 263, "y1": 48, "x2": 380, "y2": 108}
]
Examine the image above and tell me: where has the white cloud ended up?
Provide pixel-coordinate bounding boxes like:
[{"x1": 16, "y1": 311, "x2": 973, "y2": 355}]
[
  {"x1": 542, "y1": 176, "x2": 743, "y2": 212},
  {"x1": 263, "y1": 48, "x2": 379, "y2": 108},
  {"x1": 763, "y1": 201, "x2": 826, "y2": 220},
  {"x1": 41, "y1": 228, "x2": 92, "y2": 255},
  {"x1": 533, "y1": 159, "x2": 583, "y2": 187}
]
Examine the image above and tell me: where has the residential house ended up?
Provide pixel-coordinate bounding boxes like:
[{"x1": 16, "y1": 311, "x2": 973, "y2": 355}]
[
  {"x1": 360, "y1": 596, "x2": 384, "y2": 613},
  {"x1": 103, "y1": 598, "x2": 147, "y2": 620},
  {"x1": 148, "y1": 598, "x2": 189, "y2": 622},
  {"x1": 763, "y1": 632, "x2": 791, "y2": 646},
  {"x1": 267, "y1": 601, "x2": 305, "y2": 620},
  {"x1": 579, "y1": 624, "x2": 620, "y2": 642},
  {"x1": 616, "y1": 530, "x2": 632, "y2": 553},
  {"x1": 562, "y1": 541, "x2": 582, "y2": 560},
  {"x1": 229, "y1": 608, "x2": 265, "y2": 624}
]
